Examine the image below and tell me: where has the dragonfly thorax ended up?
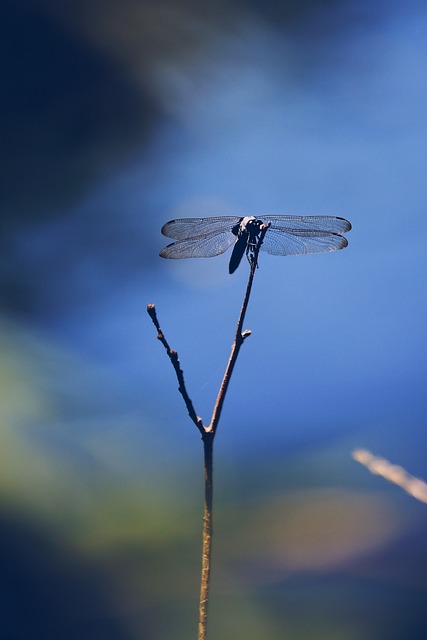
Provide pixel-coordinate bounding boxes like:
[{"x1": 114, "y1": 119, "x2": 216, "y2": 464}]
[{"x1": 231, "y1": 216, "x2": 264, "y2": 240}]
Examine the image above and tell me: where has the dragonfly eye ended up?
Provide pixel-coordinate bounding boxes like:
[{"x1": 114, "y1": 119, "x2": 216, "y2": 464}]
[{"x1": 247, "y1": 218, "x2": 264, "y2": 232}]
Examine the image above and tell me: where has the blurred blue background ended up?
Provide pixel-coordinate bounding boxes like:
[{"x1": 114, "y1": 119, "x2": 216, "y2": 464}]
[{"x1": 1, "y1": 0, "x2": 427, "y2": 638}]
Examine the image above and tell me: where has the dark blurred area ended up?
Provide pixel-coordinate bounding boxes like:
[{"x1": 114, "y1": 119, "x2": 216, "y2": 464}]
[
  {"x1": 1, "y1": 0, "x2": 427, "y2": 638},
  {"x1": 0, "y1": 511, "x2": 138, "y2": 639},
  {"x1": 0, "y1": 0, "x2": 156, "y2": 226}
]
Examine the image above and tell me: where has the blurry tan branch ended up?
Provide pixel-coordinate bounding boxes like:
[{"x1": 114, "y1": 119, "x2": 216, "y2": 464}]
[{"x1": 352, "y1": 449, "x2": 427, "y2": 504}]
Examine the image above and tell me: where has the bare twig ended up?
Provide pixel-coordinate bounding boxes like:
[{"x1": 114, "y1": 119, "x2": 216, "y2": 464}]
[
  {"x1": 148, "y1": 222, "x2": 269, "y2": 640},
  {"x1": 147, "y1": 304, "x2": 205, "y2": 435},
  {"x1": 208, "y1": 223, "x2": 269, "y2": 435}
]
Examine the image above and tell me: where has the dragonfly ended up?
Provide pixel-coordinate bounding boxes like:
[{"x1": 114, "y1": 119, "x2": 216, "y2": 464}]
[{"x1": 160, "y1": 214, "x2": 351, "y2": 274}]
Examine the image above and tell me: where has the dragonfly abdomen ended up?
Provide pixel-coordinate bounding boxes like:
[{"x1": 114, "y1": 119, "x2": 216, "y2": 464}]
[{"x1": 229, "y1": 236, "x2": 248, "y2": 274}]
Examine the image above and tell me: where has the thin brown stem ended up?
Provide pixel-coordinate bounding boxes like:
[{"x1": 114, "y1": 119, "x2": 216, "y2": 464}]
[
  {"x1": 148, "y1": 225, "x2": 268, "y2": 640},
  {"x1": 198, "y1": 432, "x2": 214, "y2": 640}
]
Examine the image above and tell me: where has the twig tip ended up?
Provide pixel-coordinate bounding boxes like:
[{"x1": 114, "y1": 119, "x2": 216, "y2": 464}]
[{"x1": 147, "y1": 303, "x2": 158, "y2": 321}]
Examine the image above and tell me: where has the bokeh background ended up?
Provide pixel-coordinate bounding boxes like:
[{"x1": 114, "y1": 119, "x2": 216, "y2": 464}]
[{"x1": 1, "y1": 0, "x2": 427, "y2": 638}]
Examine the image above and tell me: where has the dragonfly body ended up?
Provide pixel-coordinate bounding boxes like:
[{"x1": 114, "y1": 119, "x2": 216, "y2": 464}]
[
  {"x1": 160, "y1": 214, "x2": 351, "y2": 273},
  {"x1": 229, "y1": 216, "x2": 268, "y2": 273}
]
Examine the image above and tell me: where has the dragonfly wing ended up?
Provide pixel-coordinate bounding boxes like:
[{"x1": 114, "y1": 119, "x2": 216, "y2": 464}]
[
  {"x1": 160, "y1": 214, "x2": 351, "y2": 261},
  {"x1": 262, "y1": 215, "x2": 352, "y2": 235},
  {"x1": 160, "y1": 230, "x2": 236, "y2": 259},
  {"x1": 161, "y1": 216, "x2": 240, "y2": 240},
  {"x1": 261, "y1": 227, "x2": 348, "y2": 256}
]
